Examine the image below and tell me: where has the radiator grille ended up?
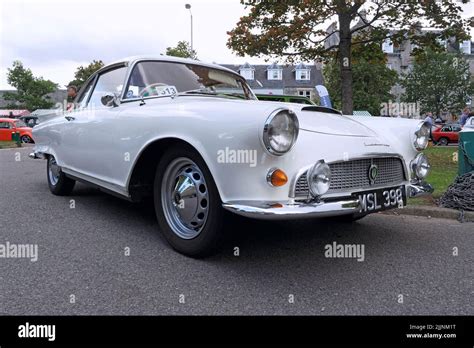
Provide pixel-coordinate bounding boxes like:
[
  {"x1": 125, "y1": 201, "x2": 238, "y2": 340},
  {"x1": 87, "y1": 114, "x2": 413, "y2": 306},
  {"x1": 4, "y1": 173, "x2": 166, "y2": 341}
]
[{"x1": 294, "y1": 157, "x2": 406, "y2": 197}]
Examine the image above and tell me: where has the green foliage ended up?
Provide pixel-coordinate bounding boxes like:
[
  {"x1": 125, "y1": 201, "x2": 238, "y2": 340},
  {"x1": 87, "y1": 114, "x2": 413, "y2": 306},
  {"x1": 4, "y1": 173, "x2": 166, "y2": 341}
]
[
  {"x1": 401, "y1": 48, "x2": 474, "y2": 116},
  {"x1": 323, "y1": 41, "x2": 398, "y2": 115},
  {"x1": 3, "y1": 61, "x2": 58, "y2": 111},
  {"x1": 227, "y1": 0, "x2": 471, "y2": 113},
  {"x1": 68, "y1": 60, "x2": 105, "y2": 91},
  {"x1": 165, "y1": 41, "x2": 197, "y2": 60}
]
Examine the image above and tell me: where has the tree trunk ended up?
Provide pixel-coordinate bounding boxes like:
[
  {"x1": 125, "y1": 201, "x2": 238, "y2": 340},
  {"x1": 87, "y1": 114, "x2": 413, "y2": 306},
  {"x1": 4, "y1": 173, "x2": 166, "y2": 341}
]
[{"x1": 338, "y1": 13, "x2": 353, "y2": 115}]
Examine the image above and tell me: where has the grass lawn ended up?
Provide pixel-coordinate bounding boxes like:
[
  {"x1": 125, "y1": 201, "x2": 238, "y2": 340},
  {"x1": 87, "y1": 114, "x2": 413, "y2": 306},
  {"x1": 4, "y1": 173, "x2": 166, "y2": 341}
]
[
  {"x1": 0, "y1": 141, "x2": 21, "y2": 149},
  {"x1": 409, "y1": 145, "x2": 459, "y2": 206}
]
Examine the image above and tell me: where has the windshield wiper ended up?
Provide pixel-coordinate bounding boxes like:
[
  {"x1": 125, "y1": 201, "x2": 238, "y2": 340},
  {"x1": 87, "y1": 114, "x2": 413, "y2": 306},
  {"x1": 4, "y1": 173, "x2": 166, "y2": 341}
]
[{"x1": 181, "y1": 90, "x2": 246, "y2": 99}]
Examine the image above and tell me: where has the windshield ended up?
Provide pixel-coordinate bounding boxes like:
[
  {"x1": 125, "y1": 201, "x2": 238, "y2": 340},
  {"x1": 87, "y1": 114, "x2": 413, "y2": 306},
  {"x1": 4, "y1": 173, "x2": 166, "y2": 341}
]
[
  {"x1": 124, "y1": 61, "x2": 256, "y2": 101},
  {"x1": 14, "y1": 120, "x2": 27, "y2": 128}
]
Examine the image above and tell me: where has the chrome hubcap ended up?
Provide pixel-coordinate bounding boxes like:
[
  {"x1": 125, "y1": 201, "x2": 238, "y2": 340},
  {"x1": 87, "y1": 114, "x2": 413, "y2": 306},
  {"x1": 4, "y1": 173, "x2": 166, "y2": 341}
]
[
  {"x1": 48, "y1": 157, "x2": 60, "y2": 186},
  {"x1": 161, "y1": 158, "x2": 209, "y2": 239}
]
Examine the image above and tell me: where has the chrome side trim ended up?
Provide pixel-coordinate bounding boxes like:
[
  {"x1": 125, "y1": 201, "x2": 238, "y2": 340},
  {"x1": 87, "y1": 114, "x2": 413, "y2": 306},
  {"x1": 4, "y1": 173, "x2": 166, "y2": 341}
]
[{"x1": 222, "y1": 199, "x2": 361, "y2": 220}]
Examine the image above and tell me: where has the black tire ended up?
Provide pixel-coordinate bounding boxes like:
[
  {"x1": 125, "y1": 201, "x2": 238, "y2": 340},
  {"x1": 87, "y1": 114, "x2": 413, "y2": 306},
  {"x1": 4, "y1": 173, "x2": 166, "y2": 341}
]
[
  {"x1": 21, "y1": 135, "x2": 32, "y2": 143},
  {"x1": 47, "y1": 156, "x2": 75, "y2": 196},
  {"x1": 438, "y1": 137, "x2": 449, "y2": 146},
  {"x1": 333, "y1": 213, "x2": 367, "y2": 223},
  {"x1": 154, "y1": 145, "x2": 225, "y2": 257}
]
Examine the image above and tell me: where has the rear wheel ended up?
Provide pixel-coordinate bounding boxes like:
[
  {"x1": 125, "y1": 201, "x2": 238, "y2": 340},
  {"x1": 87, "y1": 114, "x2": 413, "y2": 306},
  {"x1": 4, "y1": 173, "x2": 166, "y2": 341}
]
[
  {"x1": 47, "y1": 156, "x2": 75, "y2": 195},
  {"x1": 438, "y1": 137, "x2": 449, "y2": 146},
  {"x1": 154, "y1": 145, "x2": 225, "y2": 257}
]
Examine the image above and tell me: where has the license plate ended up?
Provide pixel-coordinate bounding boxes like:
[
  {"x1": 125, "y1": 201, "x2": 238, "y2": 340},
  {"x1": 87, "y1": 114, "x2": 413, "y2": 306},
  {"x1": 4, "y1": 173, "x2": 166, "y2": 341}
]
[{"x1": 355, "y1": 185, "x2": 406, "y2": 213}]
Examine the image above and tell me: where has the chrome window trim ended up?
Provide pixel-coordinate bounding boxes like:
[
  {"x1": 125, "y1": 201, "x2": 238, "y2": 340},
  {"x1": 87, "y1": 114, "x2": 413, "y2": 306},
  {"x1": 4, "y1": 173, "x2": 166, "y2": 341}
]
[{"x1": 119, "y1": 59, "x2": 256, "y2": 104}]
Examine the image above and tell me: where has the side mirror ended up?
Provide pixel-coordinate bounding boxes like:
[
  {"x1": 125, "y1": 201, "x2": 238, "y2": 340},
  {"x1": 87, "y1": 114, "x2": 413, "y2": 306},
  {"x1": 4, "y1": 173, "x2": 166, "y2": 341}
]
[{"x1": 101, "y1": 93, "x2": 120, "y2": 107}]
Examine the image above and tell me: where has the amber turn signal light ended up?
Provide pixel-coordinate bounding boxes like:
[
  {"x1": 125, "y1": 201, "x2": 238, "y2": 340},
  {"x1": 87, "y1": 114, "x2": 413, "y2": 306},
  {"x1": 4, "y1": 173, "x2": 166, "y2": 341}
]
[{"x1": 267, "y1": 168, "x2": 288, "y2": 187}]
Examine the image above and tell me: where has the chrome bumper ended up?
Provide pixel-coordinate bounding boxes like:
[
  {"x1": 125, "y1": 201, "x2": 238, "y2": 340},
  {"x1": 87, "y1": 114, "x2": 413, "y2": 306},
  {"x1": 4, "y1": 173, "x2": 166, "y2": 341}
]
[
  {"x1": 223, "y1": 182, "x2": 433, "y2": 220},
  {"x1": 29, "y1": 151, "x2": 45, "y2": 159},
  {"x1": 407, "y1": 181, "x2": 434, "y2": 198},
  {"x1": 222, "y1": 199, "x2": 361, "y2": 220}
]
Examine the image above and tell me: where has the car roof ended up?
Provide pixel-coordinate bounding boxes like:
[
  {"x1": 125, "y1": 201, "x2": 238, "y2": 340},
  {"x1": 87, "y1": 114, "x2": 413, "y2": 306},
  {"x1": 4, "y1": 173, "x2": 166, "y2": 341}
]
[{"x1": 99, "y1": 55, "x2": 239, "y2": 76}]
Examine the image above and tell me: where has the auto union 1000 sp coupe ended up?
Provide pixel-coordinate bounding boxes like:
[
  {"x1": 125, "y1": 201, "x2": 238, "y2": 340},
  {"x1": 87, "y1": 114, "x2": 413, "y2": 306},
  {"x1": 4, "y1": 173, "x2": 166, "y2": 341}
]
[{"x1": 30, "y1": 56, "x2": 433, "y2": 257}]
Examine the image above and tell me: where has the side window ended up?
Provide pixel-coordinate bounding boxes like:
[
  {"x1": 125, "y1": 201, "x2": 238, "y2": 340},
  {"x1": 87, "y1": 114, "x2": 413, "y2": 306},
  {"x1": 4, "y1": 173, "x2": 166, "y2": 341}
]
[
  {"x1": 442, "y1": 126, "x2": 451, "y2": 132},
  {"x1": 76, "y1": 79, "x2": 95, "y2": 108},
  {"x1": 88, "y1": 66, "x2": 127, "y2": 108},
  {"x1": 452, "y1": 126, "x2": 462, "y2": 132},
  {"x1": 0, "y1": 122, "x2": 9, "y2": 129}
]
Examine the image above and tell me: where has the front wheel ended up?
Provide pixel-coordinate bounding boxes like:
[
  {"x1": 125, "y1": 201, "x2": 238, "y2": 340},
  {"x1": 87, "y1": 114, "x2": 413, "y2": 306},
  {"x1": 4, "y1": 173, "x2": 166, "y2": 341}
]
[
  {"x1": 47, "y1": 156, "x2": 75, "y2": 195},
  {"x1": 154, "y1": 146, "x2": 225, "y2": 257},
  {"x1": 21, "y1": 135, "x2": 32, "y2": 143}
]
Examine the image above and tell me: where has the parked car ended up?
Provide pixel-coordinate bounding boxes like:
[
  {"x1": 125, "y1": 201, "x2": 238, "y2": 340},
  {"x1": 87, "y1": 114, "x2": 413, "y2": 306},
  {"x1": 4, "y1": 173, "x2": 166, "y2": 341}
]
[
  {"x1": 30, "y1": 56, "x2": 433, "y2": 257},
  {"x1": 19, "y1": 115, "x2": 40, "y2": 128},
  {"x1": 0, "y1": 118, "x2": 34, "y2": 143},
  {"x1": 432, "y1": 123, "x2": 462, "y2": 145},
  {"x1": 256, "y1": 94, "x2": 315, "y2": 105}
]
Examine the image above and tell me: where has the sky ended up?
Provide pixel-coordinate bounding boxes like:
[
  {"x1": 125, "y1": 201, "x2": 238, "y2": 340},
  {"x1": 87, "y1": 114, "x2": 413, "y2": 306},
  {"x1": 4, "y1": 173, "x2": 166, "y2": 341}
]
[{"x1": 0, "y1": 0, "x2": 473, "y2": 90}]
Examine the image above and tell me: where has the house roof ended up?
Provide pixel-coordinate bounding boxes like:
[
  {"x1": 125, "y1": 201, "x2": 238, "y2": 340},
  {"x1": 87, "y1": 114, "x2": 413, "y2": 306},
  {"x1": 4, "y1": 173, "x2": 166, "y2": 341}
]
[{"x1": 220, "y1": 64, "x2": 323, "y2": 89}]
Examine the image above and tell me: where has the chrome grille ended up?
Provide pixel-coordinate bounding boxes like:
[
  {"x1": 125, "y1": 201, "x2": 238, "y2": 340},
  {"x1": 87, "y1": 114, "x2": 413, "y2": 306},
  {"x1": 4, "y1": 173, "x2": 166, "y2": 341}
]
[{"x1": 294, "y1": 157, "x2": 406, "y2": 197}]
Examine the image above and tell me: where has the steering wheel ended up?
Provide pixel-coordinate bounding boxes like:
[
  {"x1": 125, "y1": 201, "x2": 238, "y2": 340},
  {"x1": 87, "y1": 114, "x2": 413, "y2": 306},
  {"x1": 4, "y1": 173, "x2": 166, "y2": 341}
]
[{"x1": 139, "y1": 83, "x2": 169, "y2": 97}]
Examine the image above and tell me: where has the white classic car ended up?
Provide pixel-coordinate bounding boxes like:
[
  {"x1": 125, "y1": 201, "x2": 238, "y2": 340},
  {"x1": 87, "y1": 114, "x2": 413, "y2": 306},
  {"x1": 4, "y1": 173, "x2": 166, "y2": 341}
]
[{"x1": 30, "y1": 56, "x2": 433, "y2": 257}]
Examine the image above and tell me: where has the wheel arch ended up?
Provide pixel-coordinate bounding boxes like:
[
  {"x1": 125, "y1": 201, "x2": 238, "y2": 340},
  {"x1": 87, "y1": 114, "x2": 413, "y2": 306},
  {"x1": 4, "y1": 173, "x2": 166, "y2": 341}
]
[{"x1": 126, "y1": 137, "x2": 222, "y2": 202}]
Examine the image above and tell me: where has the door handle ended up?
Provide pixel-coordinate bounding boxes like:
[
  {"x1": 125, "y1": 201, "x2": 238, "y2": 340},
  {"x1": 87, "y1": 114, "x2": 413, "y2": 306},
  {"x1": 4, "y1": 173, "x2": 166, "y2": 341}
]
[{"x1": 65, "y1": 116, "x2": 75, "y2": 121}]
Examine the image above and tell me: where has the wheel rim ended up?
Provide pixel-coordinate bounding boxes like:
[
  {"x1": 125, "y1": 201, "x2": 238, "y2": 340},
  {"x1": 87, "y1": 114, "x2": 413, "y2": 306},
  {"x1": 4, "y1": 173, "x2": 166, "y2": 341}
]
[
  {"x1": 48, "y1": 157, "x2": 60, "y2": 186},
  {"x1": 21, "y1": 136, "x2": 30, "y2": 143},
  {"x1": 440, "y1": 138, "x2": 448, "y2": 145},
  {"x1": 161, "y1": 157, "x2": 209, "y2": 240}
]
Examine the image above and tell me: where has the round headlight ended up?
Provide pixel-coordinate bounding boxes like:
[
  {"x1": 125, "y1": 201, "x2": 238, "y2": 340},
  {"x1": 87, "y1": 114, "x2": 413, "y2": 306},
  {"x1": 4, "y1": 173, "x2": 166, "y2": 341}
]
[
  {"x1": 307, "y1": 161, "x2": 331, "y2": 196},
  {"x1": 411, "y1": 153, "x2": 430, "y2": 179},
  {"x1": 414, "y1": 121, "x2": 430, "y2": 151},
  {"x1": 263, "y1": 109, "x2": 299, "y2": 155}
]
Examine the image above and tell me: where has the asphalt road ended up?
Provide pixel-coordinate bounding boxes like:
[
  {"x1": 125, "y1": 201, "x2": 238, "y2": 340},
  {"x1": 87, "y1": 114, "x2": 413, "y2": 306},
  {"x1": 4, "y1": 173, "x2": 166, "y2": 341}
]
[{"x1": 0, "y1": 146, "x2": 472, "y2": 315}]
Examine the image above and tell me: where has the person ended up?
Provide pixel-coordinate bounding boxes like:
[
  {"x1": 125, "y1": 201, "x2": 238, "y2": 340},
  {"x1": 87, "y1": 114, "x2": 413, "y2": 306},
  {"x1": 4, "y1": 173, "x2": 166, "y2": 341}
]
[
  {"x1": 424, "y1": 112, "x2": 434, "y2": 142},
  {"x1": 66, "y1": 85, "x2": 78, "y2": 111},
  {"x1": 424, "y1": 112, "x2": 434, "y2": 126},
  {"x1": 459, "y1": 107, "x2": 471, "y2": 127}
]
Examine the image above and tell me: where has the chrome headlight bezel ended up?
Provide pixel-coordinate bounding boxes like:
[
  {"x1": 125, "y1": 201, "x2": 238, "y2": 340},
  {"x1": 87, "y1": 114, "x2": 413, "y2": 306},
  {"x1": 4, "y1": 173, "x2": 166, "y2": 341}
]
[
  {"x1": 262, "y1": 109, "x2": 299, "y2": 156},
  {"x1": 411, "y1": 153, "x2": 430, "y2": 179},
  {"x1": 413, "y1": 121, "x2": 431, "y2": 151},
  {"x1": 307, "y1": 160, "x2": 332, "y2": 197}
]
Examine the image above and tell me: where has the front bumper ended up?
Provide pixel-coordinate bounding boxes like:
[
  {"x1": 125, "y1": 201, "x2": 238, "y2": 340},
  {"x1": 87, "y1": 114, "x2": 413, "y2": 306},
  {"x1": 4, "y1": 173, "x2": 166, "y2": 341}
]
[
  {"x1": 407, "y1": 181, "x2": 433, "y2": 198},
  {"x1": 223, "y1": 199, "x2": 361, "y2": 220},
  {"x1": 223, "y1": 181, "x2": 433, "y2": 220}
]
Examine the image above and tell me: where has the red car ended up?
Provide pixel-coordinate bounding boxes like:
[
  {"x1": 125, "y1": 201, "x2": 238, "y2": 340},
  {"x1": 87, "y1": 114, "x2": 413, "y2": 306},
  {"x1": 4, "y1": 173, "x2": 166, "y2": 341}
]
[
  {"x1": 0, "y1": 118, "x2": 34, "y2": 143},
  {"x1": 431, "y1": 124, "x2": 461, "y2": 146}
]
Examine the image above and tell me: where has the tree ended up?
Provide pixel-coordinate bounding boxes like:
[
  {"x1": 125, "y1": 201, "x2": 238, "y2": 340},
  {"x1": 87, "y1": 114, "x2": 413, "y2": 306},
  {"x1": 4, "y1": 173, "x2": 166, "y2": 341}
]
[
  {"x1": 227, "y1": 0, "x2": 471, "y2": 114},
  {"x1": 166, "y1": 41, "x2": 197, "y2": 59},
  {"x1": 401, "y1": 48, "x2": 474, "y2": 117},
  {"x1": 3, "y1": 61, "x2": 57, "y2": 111},
  {"x1": 68, "y1": 60, "x2": 105, "y2": 90},
  {"x1": 324, "y1": 38, "x2": 398, "y2": 115}
]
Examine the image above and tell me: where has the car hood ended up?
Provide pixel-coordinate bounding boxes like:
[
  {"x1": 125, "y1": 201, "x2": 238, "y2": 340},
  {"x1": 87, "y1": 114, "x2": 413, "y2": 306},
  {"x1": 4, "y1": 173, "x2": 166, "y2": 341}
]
[
  {"x1": 294, "y1": 109, "x2": 377, "y2": 137},
  {"x1": 16, "y1": 127, "x2": 32, "y2": 132}
]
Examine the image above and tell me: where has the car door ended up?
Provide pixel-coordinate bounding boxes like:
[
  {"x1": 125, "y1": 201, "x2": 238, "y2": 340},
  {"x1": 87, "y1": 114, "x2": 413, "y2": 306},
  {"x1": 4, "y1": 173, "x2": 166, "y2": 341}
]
[
  {"x1": 59, "y1": 64, "x2": 128, "y2": 184},
  {"x1": 0, "y1": 121, "x2": 12, "y2": 141}
]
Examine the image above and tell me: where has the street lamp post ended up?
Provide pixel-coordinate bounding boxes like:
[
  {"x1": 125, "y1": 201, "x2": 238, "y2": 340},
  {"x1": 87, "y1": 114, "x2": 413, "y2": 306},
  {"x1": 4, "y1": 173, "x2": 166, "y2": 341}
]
[{"x1": 185, "y1": 4, "x2": 193, "y2": 52}]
